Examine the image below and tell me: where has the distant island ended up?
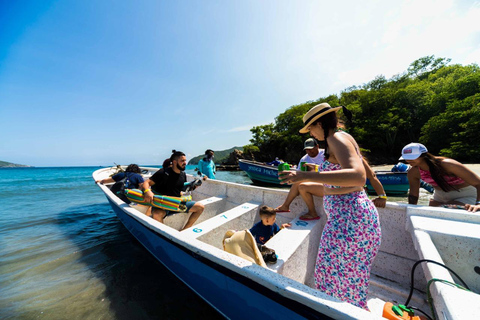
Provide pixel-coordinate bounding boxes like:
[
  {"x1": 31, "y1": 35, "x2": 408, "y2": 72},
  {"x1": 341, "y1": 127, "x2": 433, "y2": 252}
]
[
  {"x1": 0, "y1": 160, "x2": 31, "y2": 168},
  {"x1": 188, "y1": 146, "x2": 244, "y2": 165}
]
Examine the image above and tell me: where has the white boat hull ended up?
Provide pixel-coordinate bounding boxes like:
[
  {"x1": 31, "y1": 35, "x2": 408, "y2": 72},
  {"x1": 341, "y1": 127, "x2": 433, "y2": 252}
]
[{"x1": 93, "y1": 166, "x2": 480, "y2": 319}]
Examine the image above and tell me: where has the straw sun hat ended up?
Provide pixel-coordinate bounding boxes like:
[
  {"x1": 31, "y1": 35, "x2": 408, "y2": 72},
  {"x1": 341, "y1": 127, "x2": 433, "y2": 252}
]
[{"x1": 299, "y1": 103, "x2": 342, "y2": 133}]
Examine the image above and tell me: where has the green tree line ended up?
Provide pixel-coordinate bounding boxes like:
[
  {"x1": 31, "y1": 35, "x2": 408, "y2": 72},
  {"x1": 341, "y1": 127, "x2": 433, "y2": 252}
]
[{"x1": 244, "y1": 56, "x2": 480, "y2": 165}]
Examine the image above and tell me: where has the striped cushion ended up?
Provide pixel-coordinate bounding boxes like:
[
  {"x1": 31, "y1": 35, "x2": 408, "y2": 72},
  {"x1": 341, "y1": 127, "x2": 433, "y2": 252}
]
[{"x1": 125, "y1": 189, "x2": 192, "y2": 212}]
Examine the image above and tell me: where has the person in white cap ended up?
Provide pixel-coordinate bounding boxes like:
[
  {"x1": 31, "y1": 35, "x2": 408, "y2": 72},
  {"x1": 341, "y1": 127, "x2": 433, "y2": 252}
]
[
  {"x1": 400, "y1": 142, "x2": 480, "y2": 212},
  {"x1": 278, "y1": 102, "x2": 381, "y2": 310}
]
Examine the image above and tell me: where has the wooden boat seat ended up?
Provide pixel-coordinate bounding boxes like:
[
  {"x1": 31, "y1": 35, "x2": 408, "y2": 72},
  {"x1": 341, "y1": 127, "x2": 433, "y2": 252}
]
[{"x1": 264, "y1": 216, "x2": 323, "y2": 285}]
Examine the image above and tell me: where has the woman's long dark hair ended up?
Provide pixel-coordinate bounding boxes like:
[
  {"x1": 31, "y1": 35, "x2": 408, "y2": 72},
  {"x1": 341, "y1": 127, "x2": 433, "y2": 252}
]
[
  {"x1": 311, "y1": 106, "x2": 352, "y2": 160},
  {"x1": 421, "y1": 153, "x2": 458, "y2": 192},
  {"x1": 125, "y1": 164, "x2": 141, "y2": 173},
  {"x1": 311, "y1": 112, "x2": 338, "y2": 160},
  {"x1": 310, "y1": 106, "x2": 352, "y2": 160}
]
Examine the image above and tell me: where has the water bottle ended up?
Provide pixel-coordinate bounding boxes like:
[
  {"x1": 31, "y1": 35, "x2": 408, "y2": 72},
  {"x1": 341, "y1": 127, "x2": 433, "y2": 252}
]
[
  {"x1": 277, "y1": 163, "x2": 290, "y2": 182},
  {"x1": 300, "y1": 161, "x2": 307, "y2": 171},
  {"x1": 420, "y1": 180, "x2": 434, "y2": 193},
  {"x1": 278, "y1": 163, "x2": 290, "y2": 172}
]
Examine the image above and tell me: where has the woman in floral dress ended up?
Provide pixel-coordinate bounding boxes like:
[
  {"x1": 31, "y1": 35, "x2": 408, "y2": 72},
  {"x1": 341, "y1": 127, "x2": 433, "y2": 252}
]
[{"x1": 279, "y1": 102, "x2": 381, "y2": 310}]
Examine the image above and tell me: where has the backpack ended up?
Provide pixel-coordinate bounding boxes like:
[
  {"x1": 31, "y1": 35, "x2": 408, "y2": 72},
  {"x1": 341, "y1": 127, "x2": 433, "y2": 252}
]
[
  {"x1": 256, "y1": 244, "x2": 277, "y2": 264},
  {"x1": 110, "y1": 173, "x2": 131, "y2": 203}
]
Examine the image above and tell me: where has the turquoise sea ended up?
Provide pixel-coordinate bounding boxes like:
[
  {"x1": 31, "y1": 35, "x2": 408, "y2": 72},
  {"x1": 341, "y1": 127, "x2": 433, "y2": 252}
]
[{"x1": 0, "y1": 165, "x2": 250, "y2": 320}]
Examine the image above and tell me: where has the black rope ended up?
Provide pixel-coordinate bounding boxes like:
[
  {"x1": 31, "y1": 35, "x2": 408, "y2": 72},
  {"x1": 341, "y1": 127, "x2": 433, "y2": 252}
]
[{"x1": 405, "y1": 259, "x2": 470, "y2": 306}]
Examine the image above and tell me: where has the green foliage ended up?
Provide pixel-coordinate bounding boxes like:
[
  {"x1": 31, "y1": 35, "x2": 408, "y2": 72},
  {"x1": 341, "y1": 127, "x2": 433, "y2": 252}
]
[
  {"x1": 243, "y1": 144, "x2": 260, "y2": 159},
  {"x1": 407, "y1": 56, "x2": 451, "y2": 79},
  {"x1": 421, "y1": 94, "x2": 480, "y2": 161},
  {"x1": 247, "y1": 56, "x2": 480, "y2": 164}
]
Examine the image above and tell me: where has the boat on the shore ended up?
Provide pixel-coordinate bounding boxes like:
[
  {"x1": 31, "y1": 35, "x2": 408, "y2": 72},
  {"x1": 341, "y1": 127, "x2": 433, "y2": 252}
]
[
  {"x1": 366, "y1": 171, "x2": 409, "y2": 196},
  {"x1": 93, "y1": 166, "x2": 480, "y2": 320},
  {"x1": 239, "y1": 159, "x2": 411, "y2": 196},
  {"x1": 238, "y1": 159, "x2": 286, "y2": 187}
]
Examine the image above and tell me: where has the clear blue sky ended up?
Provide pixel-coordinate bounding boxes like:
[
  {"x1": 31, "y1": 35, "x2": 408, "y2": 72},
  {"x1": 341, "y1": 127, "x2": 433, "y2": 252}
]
[{"x1": 1, "y1": 0, "x2": 479, "y2": 166}]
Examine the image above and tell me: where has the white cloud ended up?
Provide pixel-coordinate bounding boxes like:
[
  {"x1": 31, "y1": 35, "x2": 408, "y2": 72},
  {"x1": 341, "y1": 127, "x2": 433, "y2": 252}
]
[
  {"x1": 464, "y1": 47, "x2": 480, "y2": 65},
  {"x1": 329, "y1": 0, "x2": 480, "y2": 91}
]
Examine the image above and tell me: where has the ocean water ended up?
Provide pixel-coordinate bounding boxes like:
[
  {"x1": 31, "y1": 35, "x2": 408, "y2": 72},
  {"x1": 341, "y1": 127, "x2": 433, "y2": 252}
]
[{"x1": 0, "y1": 166, "x2": 228, "y2": 320}]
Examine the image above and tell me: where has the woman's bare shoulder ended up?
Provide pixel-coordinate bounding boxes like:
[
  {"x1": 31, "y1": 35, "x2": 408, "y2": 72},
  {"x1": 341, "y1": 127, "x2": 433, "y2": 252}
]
[
  {"x1": 440, "y1": 158, "x2": 472, "y2": 175},
  {"x1": 332, "y1": 131, "x2": 360, "y2": 153},
  {"x1": 331, "y1": 131, "x2": 354, "y2": 144},
  {"x1": 440, "y1": 158, "x2": 463, "y2": 167}
]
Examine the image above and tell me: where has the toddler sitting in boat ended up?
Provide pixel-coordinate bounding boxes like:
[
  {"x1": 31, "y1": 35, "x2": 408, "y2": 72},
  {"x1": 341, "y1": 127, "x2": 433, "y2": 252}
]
[
  {"x1": 222, "y1": 206, "x2": 291, "y2": 266},
  {"x1": 249, "y1": 205, "x2": 291, "y2": 264},
  {"x1": 250, "y1": 205, "x2": 291, "y2": 245}
]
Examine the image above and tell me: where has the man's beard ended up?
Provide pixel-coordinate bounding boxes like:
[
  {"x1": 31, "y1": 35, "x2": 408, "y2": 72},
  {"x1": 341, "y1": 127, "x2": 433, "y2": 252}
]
[{"x1": 176, "y1": 163, "x2": 185, "y2": 171}]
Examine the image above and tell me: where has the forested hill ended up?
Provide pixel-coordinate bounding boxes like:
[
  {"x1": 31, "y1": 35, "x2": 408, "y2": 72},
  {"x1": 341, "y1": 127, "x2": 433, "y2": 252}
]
[
  {"x1": 188, "y1": 147, "x2": 244, "y2": 165},
  {"x1": 0, "y1": 160, "x2": 30, "y2": 167},
  {"x1": 244, "y1": 56, "x2": 480, "y2": 165}
]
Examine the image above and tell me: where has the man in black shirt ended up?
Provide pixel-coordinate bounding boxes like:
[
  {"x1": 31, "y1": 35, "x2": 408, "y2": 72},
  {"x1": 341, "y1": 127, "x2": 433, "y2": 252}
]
[{"x1": 142, "y1": 150, "x2": 204, "y2": 230}]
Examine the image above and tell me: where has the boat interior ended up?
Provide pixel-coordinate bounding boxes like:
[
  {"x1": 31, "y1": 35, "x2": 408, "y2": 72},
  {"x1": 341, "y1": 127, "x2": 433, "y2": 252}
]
[{"x1": 97, "y1": 167, "x2": 480, "y2": 319}]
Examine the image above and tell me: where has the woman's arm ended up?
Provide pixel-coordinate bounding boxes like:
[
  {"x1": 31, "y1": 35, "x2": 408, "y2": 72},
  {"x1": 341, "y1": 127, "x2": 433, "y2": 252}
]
[
  {"x1": 96, "y1": 177, "x2": 115, "y2": 184},
  {"x1": 363, "y1": 158, "x2": 387, "y2": 208},
  {"x1": 407, "y1": 167, "x2": 421, "y2": 204}
]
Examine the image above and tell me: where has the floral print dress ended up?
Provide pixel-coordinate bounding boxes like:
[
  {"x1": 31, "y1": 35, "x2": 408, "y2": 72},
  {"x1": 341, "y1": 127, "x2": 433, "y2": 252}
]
[{"x1": 314, "y1": 160, "x2": 381, "y2": 310}]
